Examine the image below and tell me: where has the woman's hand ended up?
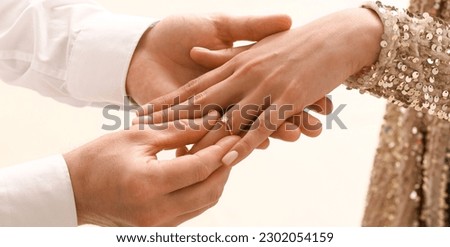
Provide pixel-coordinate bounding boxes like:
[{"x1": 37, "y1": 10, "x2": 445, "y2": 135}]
[
  {"x1": 64, "y1": 111, "x2": 240, "y2": 226},
  {"x1": 126, "y1": 14, "x2": 292, "y2": 104},
  {"x1": 136, "y1": 8, "x2": 383, "y2": 165}
]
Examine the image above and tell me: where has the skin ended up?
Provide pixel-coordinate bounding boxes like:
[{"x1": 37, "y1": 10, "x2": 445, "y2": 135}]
[
  {"x1": 126, "y1": 14, "x2": 294, "y2": 105},
  {"x1": 137, "y1": 8, "x2": 383, "y2": 165},
  {"x1": 129, "y1": 14, "x2": 334, "y2": 145},
  {"x1": 64, "y1": 111, "x2": 241, "y2": 226},
  {"x1": 61, "y1": 14, "x2": 305, "y2": 226}
]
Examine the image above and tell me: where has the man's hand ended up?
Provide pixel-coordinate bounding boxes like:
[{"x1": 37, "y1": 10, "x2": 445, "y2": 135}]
[
  {"x1": 126, "y1": 14, "x2": 292, "y2": 104},
  {"x1": 64, "y1": 111, "x2": 239, "y2": 226}
]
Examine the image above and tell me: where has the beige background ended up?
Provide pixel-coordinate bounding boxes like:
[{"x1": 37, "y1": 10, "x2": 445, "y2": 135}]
[{"x1": 0, "y1": 0, "x2": 408, "y2": 226}]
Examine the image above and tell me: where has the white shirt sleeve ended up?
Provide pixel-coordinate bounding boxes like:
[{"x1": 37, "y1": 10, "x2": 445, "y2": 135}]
[
  {"x1": 0, "y1": 155, "x2": 77, "y2": 226},
  {"x1": 0, "y1": 0, "x2": 157, "y2": 226},
  {"x1": 0, "y1": 0, "x2": 156, "y2": 107}
]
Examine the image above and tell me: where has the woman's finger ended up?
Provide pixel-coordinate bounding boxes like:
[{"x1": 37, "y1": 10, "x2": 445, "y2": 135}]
[
  {"x1": 257, "y1": 138, "x2": 271, "y2": 149},
  {"x1": 136, "y1": 61, "x2": 235, "y2": 116},
  {"x1": 269, "y1": 121, "x2": 302, "y2": 142},
  {"x1": 307, "y1": 96, "x2": 333, "y2": 115},
  {"x1": 222, "y1": 101, "x2": 296, "y2": 166},
  {"x1": 191, "y1": 45, "x2": 253, "y2": 69},
  {"x1": 133, "y1": 110, "x2": 220, "y2": 151},
  {"x1": 176, "y1": 146, "x2": 189, "y2": 157}
]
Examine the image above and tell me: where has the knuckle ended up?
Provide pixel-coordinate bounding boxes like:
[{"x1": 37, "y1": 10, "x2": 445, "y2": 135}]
[
  {"x1": 157, "y1": 108, "x2": 170, "y2": 123},
  {"x1": 239, "y1": 60, "x2": 263, "y2": 77},
  {"x1": 193, "y1": 156, "x2": 212, "y2": 182},
  {"x1": 158, "y1": 94, "x2": 173, "y2": 107},
  {"x1": 236, "y1": 138, "x2": 254, "y2": 158},
  {"x1": 212, "y1": 15, "x2": 233, "y2": 43},
  {"x1": 124, "y1": 130, "x2": 146, "y2": 141},
  {"x1": 177, "y1": 119, "x2": 190, "y2": 129},
  {"x1": 193, "y1": 91, "x2": 206, "y2": 104},
  {"x1": 185, "y1": 78, "x2": 199, "y2": 96}
]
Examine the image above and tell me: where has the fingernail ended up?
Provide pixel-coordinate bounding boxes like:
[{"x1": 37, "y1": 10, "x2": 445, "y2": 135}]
[
  {"x1": 208, "y1": 110, "x2": 218, "y2": 116},
  {"x1": 222, "y1": 151, "x2": 239, "y2": 166}
]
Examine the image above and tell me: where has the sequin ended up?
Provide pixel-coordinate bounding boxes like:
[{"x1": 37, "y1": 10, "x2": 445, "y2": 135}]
[
  {"x1": 430, "y1": 76, "x2": 436, "y2": 83},
  {"x1": 434, "y1": 96, "x2": 440, "y2": 103},
  {"x1": 393, "y1": 24, "x2": 399, "y2": 31},
  {"x1": 432, "y1": 68, "x2": 439, "y2": 75},
  {"x1": 406, "y1": 76, "x2": 412, "y2": 82},
  {"x1": 402, "y1": 65, "x2": 408, "y2": 71},
  {"x1": 410, "y1": 190, "x2": 419, "y2": 200}
]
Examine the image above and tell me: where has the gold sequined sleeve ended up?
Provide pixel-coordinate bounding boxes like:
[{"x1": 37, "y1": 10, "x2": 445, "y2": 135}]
[{"x1": 345, "y1": 1, "x2": 450, "y2": 121}]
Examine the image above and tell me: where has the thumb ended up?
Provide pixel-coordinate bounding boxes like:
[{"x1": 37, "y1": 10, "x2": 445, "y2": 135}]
[
  {"x1": 215, "y1": 14, "x2": 292, "y2": 42},
  {"x1": 190, "y1": 45, "x2": 252, "y2": 69},
  {"x1": 135, "y1": 110, "x2": 221, "y2": 151}
]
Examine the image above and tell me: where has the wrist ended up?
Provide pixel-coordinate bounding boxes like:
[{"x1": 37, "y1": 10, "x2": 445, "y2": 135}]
[
  {"x1": 126, "y1": 28, "x2": 151, "y2": 104},
  {"x1": 126, "y1": 21, "x2": 159, "y2": 105},
  {"x1": 64, "y1": 149, "x2": 88, "y2": 225},
  {"x1": 351, "y1": 8, "x2": 384, "y2": 71}
]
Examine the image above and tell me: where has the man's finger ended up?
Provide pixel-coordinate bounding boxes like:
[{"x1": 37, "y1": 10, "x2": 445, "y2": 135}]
[
  {"x1": 134, "y1": 110, "x2": 220, "y2": 150},
  {"x1": 167, "y1": 165, "x2": 232, "y2": 218},
  {"x1": 153, "y1": 135, "x2": 240, "y2": 193},
  {"x1": 217, "y1": 14, "x2": 292, "y2": 42}
]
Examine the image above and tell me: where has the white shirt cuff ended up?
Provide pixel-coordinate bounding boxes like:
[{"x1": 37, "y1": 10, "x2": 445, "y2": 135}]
[
  {"x1": 66, "y1": 13, "x2": 156, "y2": 105},
  {"x1": 0, "y1": 155, "x2": 77, "y2": 226}
]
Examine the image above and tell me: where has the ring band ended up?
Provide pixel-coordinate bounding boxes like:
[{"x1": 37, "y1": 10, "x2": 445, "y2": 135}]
[{"x1": 219, "y1": 115, "x2": 234, "y2": 136}]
